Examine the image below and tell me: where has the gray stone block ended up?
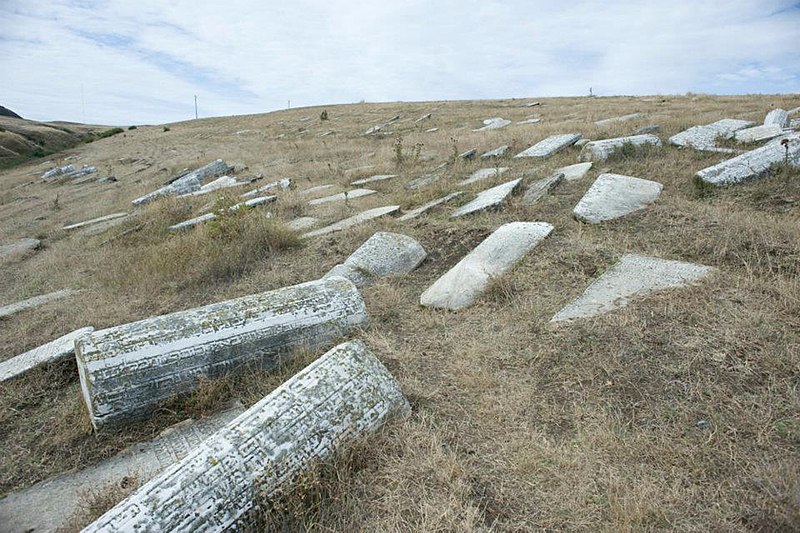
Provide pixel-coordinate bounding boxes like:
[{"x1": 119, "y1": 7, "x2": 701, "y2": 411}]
[
  {"x1": 579, "y1": 134, "x2": 662, "y2": 162},
  {"x1": 460, "y1": 167, "x2": 509, "y2": 185},
  {"x1": 0, "y1": 289, "x2": 79, "y2": 319},
  {"x1": 695, "y1": 134, "x2": 800, "y2": 187},
  {"x1": 480, "y1": 145, "x2": 509, "y2": 159},
  {"x1": 764, "y1": 109, "x2": 789, "y2": 128},
  {"x1": 351, "y1": 174, "x2": 397, "y2": 186},
  {"x1": 308, "y1": 189, "x2": 377, "y2": 206},
  {"x1": 573, "y1": 173, "x2": 662, "y2": 224},
  {"x1": 514, "y1": 134, "x2": 581, "y2": 159},
  {"x1": 450, "y1": 178, "x2": 522, "y2": 218},
  {"x1": 0, "y1": 238, "x2": 40, "y2": 261},
  {"x1": 522, "y1": 173, "x2": 564, "y2": 205},
  {"x1": 398, "y1": 192, "x2": 463, "y2": 221},
  {"x1": 0, "y1": 327, "x2": 94, "y2": 382},
  {"x1": 734, "y1": 124, "x2": 785, "y2": 143},
  {"x1": 324, "y1": 231, "x2": 427, "y2": 287},
  {"x1": 594, "y1": 113, "x2": 642, "y2": 126},
  {"x1": 63, "y1": 212, "x2": 128, "y2": 231},
  {"x1": 240, "y1": 177, "x2": 292, "y2": 199},
  {"x1": 556, "y1": 162, "x2": 592, "y2": 181},
  {"x1": 668, "y1": 119, "x2": 753, "y2": 151}
]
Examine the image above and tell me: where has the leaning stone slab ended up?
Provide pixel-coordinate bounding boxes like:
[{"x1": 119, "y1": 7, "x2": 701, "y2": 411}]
[
  {"x1": 764, "y1": 109, "x2": 790, "y2": 128},
  {"x1": 734, "y1": 124, "x2": 785, "y2": 143},
  {"x1": 241, "y1": 177, "x2": 292, "y2": 198},
  {"x1": 42, "y1": 164, "x2": 74, "y2": 180},
  {"x1": 299, "y1": 184, "x2": 336, "y2": 197},
  {"x1": 551, "y1": 254, "x2": 713, "y2": 322},
  {"x1": 473, "y1": 118, "x2": 511, "y2": 132},
  {"x1": 594, "y1": 113, "x2": 641, "y2": 126},
  {"x1": 0, "y1": 327, "x2": 94, "y2": 382},
  {"x1": 405, "y1": 174, "x2": 441, "y2": 190},
  {"x1": 425, "y1": 127, "x2": 439, "y2": 133},
  {"x1": 398, "y1": 192, "x2": 463, "y2": 221},
  {"x1": 169, "y1": 213, "x2": 217, "y2": 231},
  {"x1": 132, "y1": 160, "x2": 233, "y2": 206},
  {"x1": 556, "y1": 162, "x2": 592, "y2": 181},
  {"x1": 0, "y1": 238, "x2": 40, "y2": 261},
  {"x1": 63, "y1": 212, "x2": 128, "y2": 231},
  {"x1": 668, "y1": 119, "x2": 754, "y2": 151},
  {"x1": 0, "y1": 406, "x2": 244, "y2": 533},
  {"x1": 514, "y1": 134, "x2": 581, "y2": 159},
  {"x1": 420, "y1": 222, "x2": 553, "y2": 310},
  {"x1": 460, "y1": 167, "x2": 509, "y2": 185},
  {"x1": 0, "y1": 289, "x2": 79, "y2": 319},
  {"x1": 459, "y1": 148, "x2": 477, "y2": 160},
  {"x1": 522, "y1": 173, "x2": 564, "y2": 205},
  {"x1": 579, "y1": 134, "x2": 662, "y2": 162},
  {"x1": 351, "y1": 174, "x2": 397, "y2": 186},
  {"x1": 574, "y1": 173, "x2": 662, "y2": 224},
  {"x1": 75, "y1": 276, "x2": 368, "y2": 429},
  {"x1": 82, "y1": 340, "x2": 409, "y2": 533},
  {"x1": 177, "y1": 176, "x2": 240, "y2": 198},
  {"x1": 451, "y1": 179, "x2": 522, "y2": 218},
  {"x1": 481, "y1": 145, "x2": 509, "y2": 159},
  {"x1": 286, "y1": 216, "x2": 319, "y2": 231},
  {"x1": 64, "y1": 165, "x2": 97, "y2": 180},
  {"x1": 324, "y1": 232, "x2": 427, "y2": 287},
  {"x1": 309, "y1": 188, "x2": 377, "y2": 205},
  {"x1": 169, "y1": 196, "x2": 276, "y2": 230},
  {"x1": 302, "y1": 205, "x2": 400, "y2": 239},
  {"x1": 695, "y1": 134, "x2": 800, "y2": 187}
]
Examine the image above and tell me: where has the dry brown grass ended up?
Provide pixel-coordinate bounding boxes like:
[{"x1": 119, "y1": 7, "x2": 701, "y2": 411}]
[{"x1": 1, "y1": 94, "x2": 799, "y2": 531}]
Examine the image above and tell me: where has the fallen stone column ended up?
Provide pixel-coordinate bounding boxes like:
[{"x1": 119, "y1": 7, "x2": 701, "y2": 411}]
[
  {"x1": 579, "y1": 134, "x2": 662, "y2": 161},
  {"x1": 324, "y1": 231, "x2": 427, "y2": 287},
  {"x1": 695, "y1": 134, "x2": 800, "y2": 187},
  {"x1": 76, "y1": 276, "x2": 369, "y2": 430},
  {"x1": 82, "y1": 340, "x2": 410, "y2": 533}
]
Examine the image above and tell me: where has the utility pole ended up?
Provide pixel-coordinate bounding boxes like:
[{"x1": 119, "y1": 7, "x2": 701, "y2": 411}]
[
  {"x1": 194, "y1": 95, "x2": 198, "y2": 119},
  {"x1": 81, "y1": 84, "x2": 86, "y2": 123},
  {"x1": 287, "y1": 100, "x2": 291, "y2": 109}
]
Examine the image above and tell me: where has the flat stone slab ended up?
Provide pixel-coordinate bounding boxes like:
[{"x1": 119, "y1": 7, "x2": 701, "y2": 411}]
[
  {"x1": 324, "y1": 231, "x2": 427, "y2": 287},
  {"x1": 351, "y1": 174, "x2": 397, "y2": 186},
  {"x1": 0, "y1": 289, "x2": 79, "y2": 319},
  {"x1": 309, "y1": 188, "x2": 377, "y2": 205},
  {"x1": 0, "y1": 238, "x2": 40, "y2": 261},
  {"x1": 514, "y1": 134, "x2": 581, "y2": 159},
  {"x1": 574, "y1": 173, "x2": 663, "y2": 224},
  {"x1": 63, "y1": 212, "x2": 128, "y2": 231},
  {"x1": 0, "y1": 406, "x2": 245, "y2": 533},
  {"x1": 579, "y1": 134, "x2": 662, "y2": 162},
  {"x1": 668, "y1": 119, "x2": 754, "y2": 151},
  {"x1": 0, "y1": 327, "x2": 94, "y2": 382},
  {"x1": 301, "y1": 205, "x2": 400, "y2": 238},
  {"x1": 734, "y1": 124, "x2": 785, "y2": 143},
  {"x1": 82, "y1": 340, "x2": 409, "y2": 532},
  {"x1": 556, "y1": 162, "x2": 592, "y2": 181},
  {"x1": 551, "y1": 254, "x2": 713, "y2": 322},
  {"x1": 460, "y1": 167, "x2": 509, "y2": 185},
  {"x1": 398, "y1": 192, "x2": 463, "y2": 221},
  {"x1": 695, "y1": 134, "x2": 800, "y2": 187},
  {"x1": 481, "y1": 145, "x2": 509, "y2": 158},
  {"x1": 132, "y1": 160, "x2": 232, "y2": 206},
  {"x1": 522, "y1": 173, "x2": 564, "y2": 205},
  {"x1": 177, "y1": 176, "x2": 240, "y2": 198},
  {"x1": 299, "y1": 184, "x2": 336, "y2": 197},
  {"x1": 286, "y1": 216, "x2": 319, "y2": 231},
  {"x1": 405, "y1": 174, "x2": 441, "y2": 190},
  {"x1": 459, "y1": 149, "x2": 477, "y2": 160},
  {"x1": 517, "y1": 118, "x2": 542, "y2": 125},
  {"x1": 42, "y1": 164, "x2": 74, "y2": 180},
  {"x1": 451, "y1": 178, "x2": 522, "y2": 218},
  {"x1": 473, "y1": 118, "x2": 511, "y2": 132},
  {"x1": 635, "y1": 124, "x2": 661, "y2": 135},
  {"x1": 425, "y1": 127, "x2": 439, "y2": 133},
  {"x1": 420, "y1": 222, "x2": 553, "y2": 310},
  {"x1": 594, "y1": 113, "x2": 642, "y2": 126},
  {"x1": 764, "y1": 109, "x2": 789, "y2": 128}
]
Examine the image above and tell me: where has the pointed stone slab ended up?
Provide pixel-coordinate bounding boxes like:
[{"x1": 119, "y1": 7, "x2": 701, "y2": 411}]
[
  {"x1": 594, "y1": 113, "x2": 642, "y2": 126},
  {"x1": 460, "y1": 167, "x2": 509, "y2": 185},
  {"x1": 473, "y1": 118, "x2": 511, "y2": 132},
  {"x1": 398, "y1": 192, "x2": 463, "y2": 221},
  {"x1": 63, "y1": 212, "x2": 128, "y2": 231},
  {"x1": 351, "y1": 174, "x2": 397, "y2": 186},
  {"x1": 695, "y1": 134, "x2": 800, "y2": 187},
  {"x1": 241, "y1": 177, "x2": 292, "y2": 198},
  {"x1": 451, "y1": 178, "x2": 522, "y2": 218},
  {"x1": 309, "y1": 188, "x2": 377, "y2": 205},
  {"x1": 324, "y1": 231, "x2": 427, "y2": 287},
  {"x1": 0, "y1": 327, "x2": 94, "y2": 382},
  {"x1": 301, "y1": 205, "x2": 400, "y2": 239},
  {"x1": 0, "y1": 407, "x2": 245, "y2": 533},
  {"x1": 522, "y1": 173, "x2": 564, "y2": 205},
  {"x1": 76, "y1": 277, "x2": 368, "y2": 430},
  {"x1": 0, "y1": 289, "x2": 79, "y2": 319},
  {"x1": 734, "y1": 124, "x2": 785, "y2": 143},
  {"x1": 579, "y1": 134, "x2": 662, "y2": 162},
  {"x1": 481, "y1": 145, "x2": 509, "y2": 159},
  {"x1": 286, "y1": 216, "x2": 319, "y2": 231},
  {"x1": 0, "y1": 238, "x2": 40, "y2": 261},
  {"x1": 668, "y1": 119, "x2": 754, "y2": 151},
  {"x1": 406, "y1": 174, "x2": 441, "y2": 190},
  {"x1": 556, "y1": 162, "x2": 592, "y2": 181},
  {"x1": 83, "y1": 340, "x2": 409, "y2": 533},
  {"x1": 132, "y1": 160, "x2": 233, "y2": 206},
  {"x1": 574, "y1": 173, "x2": 663, "y2": 224},
  {"x1": 551, "y1": 254, "x2": 713, "y2": 322},
  {"x1": 420, "y1": 222, "x2": 553, "y2": 311},
  {"x1": 765, "y1": 109, "x2": 789, "y2": 128},
  {"x1": 514, "y1": 134, "x2": 581, "y2": 159}
]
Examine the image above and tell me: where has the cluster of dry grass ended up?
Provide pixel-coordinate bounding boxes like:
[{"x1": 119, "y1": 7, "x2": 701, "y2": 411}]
[{"x1": 1, "y1": 94, "x2": 799, "y2": 531}]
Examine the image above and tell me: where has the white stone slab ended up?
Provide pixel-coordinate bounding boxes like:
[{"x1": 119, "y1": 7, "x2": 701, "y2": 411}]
[
  {"x1": 301, "y1": 205, "x2": 401, "y2": 239},
  {"x1": 309, "y1": 188, "x2": 377, "y2": 205},
  {"x1": 0, "y1": 407, "x2": 245, "y2": 533},
  {"x1": 83, "y1": 340, "x2": 409, "y2": 532},
  {"x1": 238, "y1": 195, "x2": 276, "y2": 209},
  {"x1": 63, "y1": 212, "x2": 128, "y2": 230},
  {"x1": 734, "y1": 124, "x2": 785, "y2": 143},
  {"x1": 425, "y1": 127, "x2": 439, "y2": 133},
  {"x1": 522, "y1": 173, "x2": 564, "y2": 205},
  {"x1": 695, "y1": 134, "x2": 800, "y2": 187},
  {"x1": 764, "y1": 109, "x2": 790, "y2": 128},
  {"x1": 415, "y1": 113, "x2": 432, "y2": 123},
  {"x1": 0, "y1": 327, "x2": 94, "y2": 382},
  {"x1": 0, "y1": 238, "x2": 40, "y2": 261},
  {"x1": 286, "y1": 216, "x2": 319, "y2": 231},
  {"x1": 525, "y1": 102, "x2": 541, "y2": 107},
  {"x1": 574, "y1": 173, "x2": 662, "y2": 224},
  {"x1": 551, "y1": 254, "x2": 713, "y2": 322},
  {"x1": 460, "y1": 167, "x2": 509, "y2": 185},
  {"x1": 324, "y1": 231, "x2": 427, "y2": 287},
  {"x1": 176, "y1": 176, "x2": 240, "y2": 198},
  {"x1": 241, "y1": 178, "x2": 292, "y2": 198},
  {"x1": 579, "y1": 134, "x2": 662, "y2": 162},
  {"x1": 299, "y1": 184, "x2": 336, "y2": 197},
  {"x1": 0, "y1": 289, "x2": 79, "y2": 319},
  {"x1": 398, "y1": 192, "x2": 463, "y2": 221},
  {"x1": 514, "y1": 134, "x2": 581, "y2": 159},
  {"x1": 517, "y1": 118, "x2": 542, "y2": 125},
  {"x1": 789, "y1": 106, "x2": 800, "y2": 115},
  {"x1": 42, "y1": 164, "x2": 74, "y2": 180},
  {"x1": 405, "y1": 174, "x2": 441, "y2": 190},
  {"x1": 473, "y1": 118, "x2": 511, "y2": 132},
  {"x1": 668, "y1": 119, "x2": 754, "y2": 151},
  {"x1": 351, "y1": 174, "x2": 397, "y2": 186},
  {"x1": 594, "y1": 113, "x2": 642, "y2": 126},
  {"x1": 481, "y1": 145, "x2": 509, "y2": 159},
  {"x1": 635, "y1": 125, "x2": 661, "y2": 135},
  {"x1": 556, "y1": 162, "x2": 592, "y2": 181},
  {"x1": 460, "y1": 148, "x2": 478, "y2": 160},
  {"x1": 76, "y1": 277, "x2": 368, "y2": 429},
  {"x1": 169, "y1": 197, "x2": 274, "y2": 231},
  {"x1": 451, "y1": 179, "x2": 522, "y2": 218},
  {"x1": 420, "y1": 222, "x2": 553, "y2": 310},
  {"x1": 132, "y1": 160, "x2": 233, "y2": 206}
]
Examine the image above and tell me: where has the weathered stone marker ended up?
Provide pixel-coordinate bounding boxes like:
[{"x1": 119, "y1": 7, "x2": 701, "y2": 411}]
[
  {"x1": 286, "y1": 216, "x2": 319, "y2": 231},
  {"x1": 132, "y1": 160, "x2": 233, "y2": 206},
  {"x1": 420, "y1": 222, "x2": 553, "y2": 311},
  {"x1": 459, "y1": 148, "x2": 477, "y2": 160},
  {"x1": 734, "y1": 124, "x2": 784, "y2": 143},
  {"x1": 451, "y1": 179, "x2": 522, "y2": 218},
  {"x1": 351, "y1": 174, "x2": 397, "y2": 186},
  {"x1": 0, "y1": 238, "x2": 40, "y2": 261},
  {"x1": 522, "y1": 173, "x2": 565, "y2": 205},
  {"x1": 169, "y1": 196, "x2": 276, "y2": 231},
  {"x1": 517, "y1": 117, "x2": 542, "y2": 125},
  {"x1": 668, "y1": 119, "x2": 753, "y2": 151},
  {"x1": 481, "y1": 145, "x2": 509, "y2": 159},
  {"x1": 63, "y1": 212, "x2": 128, "y2": 231},
  {"x1": 301, "y1": 205, "x2": 400, "y2": 239},
  {"x1": 299, "y1": 184, "x2": 336, "y2": 197},
  {"x1": 309, "y1": 188, "x2": 377, "y2": 206},
  {"x1": 514, "y1": 134, "x2": 581, "y2": 159},
  {"x1": 573, "y1": 173, "x2": 662, "y2": 224},
  {"x1": 82, "y1": 340, "x2": 410, "y2": 532},
  {"x1": 764, "y1": 108, "x2": 789, "y2": 128},
  {"x1": 398, "y1": 192, "x2": 463, "y2": 221},
  {"x1": 695, "y1": 134, "x2": 800, "y2": 187},
  {"x1": 241, "y1": 177, "x2": 292, "y2": 198},
  {"x1": 473, "y1": 118, "x2": 511, "y2": 131},
  {"x1": 551, "y1": 254, "x2": 713, "y2": 321},
  {"x1": 594, "y1": 113, "x2": 642, "y2": 126},
  {"x1": 324, "y1": 232, "x2": 427, "y2": 287},
  {"x1": 75, "y1": 276, "x2": 368, "y2": 429},
  {"x1": 177, "y1": 176, "x2": 241, "y2": 198},
  {"x1": 42, "y1": 164, "x2": 75, "y2": 180},
  {"x1": 579, "y1": 134, "x2": 662, "y2": 161},
  {"x1": 460, "y1": 167, "x2": 509, "y2": 185},
  {"x1": 0, "y1": 289, "x2": 79, "y2": 319},
  {"x1": 0, "y1": 327, "x2": 94, "y2": 382},
  {"x1": 556, "y1": 162, "x2": 592, "y2": 181},
  {"x1": 405, "y1": 174, "x2": 441, "y2": 190}
]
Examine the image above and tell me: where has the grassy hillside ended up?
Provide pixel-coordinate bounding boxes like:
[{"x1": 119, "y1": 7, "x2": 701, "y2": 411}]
[{"x1": 1, "y1": 94, "x2": 799, "y2": 531}]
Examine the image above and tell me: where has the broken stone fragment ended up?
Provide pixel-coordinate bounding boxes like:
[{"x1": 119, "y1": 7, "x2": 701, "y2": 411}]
[
  {"x1": 398, "y1": 192, "x2": 463, "y2": 221},
  {"x1": 301, "y1": 205, "x2": 400, "y2": 238},
  {"x1": 451, "y1": 179, "x2": 522, "y2": 218},
  {"x1": 351, "y1": 174, "x2": 397, "y2": 186},
  {"x1": 82, "y1": 340, "x2": 409, "y2": 532},
  {"x1": 481, "y1": 145, "x2": 509, "y2": 158},
  {"x1": 132, "y1": 159, "x2": 233, "y2": 205},
  {"x1": 425, "y1": 127, "x2": 439, "y2": 133},
  {"x1": 63, "y1": 212, "x2": 128, "y2": 231},
  {"x1": 177, "y1": 176, "x2": 241, "y2": 198},
  {"x1": 764, "y1": 109, "x2": 790, "y2": 128},
  {"x1": 635, "y1": 124, "x2": 661, "y2": 135},
  {"x1": 308, "y1": 188, "x2": 377, "y2": 205},
  {"x1": 551, "y1": 254, "x2": 713, "y2": 321},
  {"x1": 0, "y1": 289, "x2": 79, "y2": 319},
  {"x1": 594, "y1": 113, "x2": 642, "y2": 126},
  {"x1": 324, "y1": 231, "x2": 427, "y2": 287},
  {"x1": 695, "y1": 134, "x2": 800, "y2": 187},
  {"x1": 460, "y1": 167, "x2": 509, "y2": 185},
  {"x1": 0, "y1": 327, "x2": 94, "y2": 382},
  {"x1": 579, "y1": 134, "x2": 662, "y2": 162},
  {"x1": 556, "y1": 162, "x2": 592, "y2": 181},
  {"x1": 734, "y1": 124, "x2": 785, "y2": 143},
  {"x1": 522, "y1": 173, "x2": 564, "y2": 205},
  {"x1": 75, "y1": 276, "x2": 369, "y2": 430},
  {"x1": 42, "y1": 164, "x2": 74, "y2": 180},
  {"x1": 514, "y1": 134, "x2": 581, "y2": 159},
  {"x1": 573, "y1": 173, "x2": 662, "y2": 224},
  {"x1": 668, "y1": 119, "x2": 754, "y2": 151},
  {"x1": 420, "y1": 222, "x2": 553, "y2": 310},
  {"x1": 473, "y1": 118, "x2": 511, "y2": 131}
]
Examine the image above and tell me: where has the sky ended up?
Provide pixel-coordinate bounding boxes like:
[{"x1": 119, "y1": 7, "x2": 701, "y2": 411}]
[{"x1": 1, "y1": 1, "x2": 799, "y2": 125}]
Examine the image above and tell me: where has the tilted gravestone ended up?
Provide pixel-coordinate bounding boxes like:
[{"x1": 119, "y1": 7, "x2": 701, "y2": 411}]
[
  {"x1": 734, "y1": 124, "x2": 784, "y2": 143},
  {"x1": 301, "y1": 205, "x2": 400, "y2": 239},
  {"x1": 481, "y1": 145, "x2": 509, "y2": 159},
  {"x1": 522, "y1": 173, "x2": 565, "y2": 205},
  {"x1": 63, "y1": 212, "x2": 128, "y2": 231},
  {"x1": 579, "y1": 134, "x2": 662, "y2": 162},
  {"x1": 75, "y1": 276, "x2": 368, "y2": 429},
  {"x1": 594, "y1": 113, "x2": 641, "y2": 126},
  {"x1": 573, "y1": 173, "x2": 663, "y2": 224},
  {"x1": 82, "y1": 340, "x2": 410, "y2": 532},
  {"x1": 398, "y1": 192, "x2": 463, "y2": 221},
  {"x1": 0, "y1": 289, "x2": 79, "y2": 319},
  {"x1": 351, "y1": 174, "x2": 397, "y2": 186},
  {"x1": 668, "y1": 119, "x2": 753, "y2": 151},
  {"x1": 241, "y1": 177, "x2": 292, "y2": 198},
  {"x1": 555, "y1": 162, "x2": 592, "y2": 181},
  {"x1": 764, "y1": 109, "x2": 789, "y2": 128},
  {"x1": 132, "y1": 160, "x2": 233, "y2": 206},
  {"x1": 0, "y1": 327, "x2": 94, "y2": 382},
  {"x1": 0, "y1": 238, "x2": 40, "y2": 261},
  {"x1": 308, "y1": 188, "x2": 377, "y2": 206},
  {"x1": 451, "y1": 179, "x2": 522, "y2": 218},
  {"x1": 460, "y1": 167, "x2": 509, "y2": 185},
  {"x1": 324, "y1": 231, "x2": 427, "y2": 287},
  {"x1": 514, "y1": 134, "x2": 581, "y2": 159},
  {"x1": 695, "y1": 134, "x2": 800, "y2": 187}
]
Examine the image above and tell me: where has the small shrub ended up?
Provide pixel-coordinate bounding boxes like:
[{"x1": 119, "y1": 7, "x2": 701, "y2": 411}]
[
  {"x1": 128, "y1": 125, "x2": 137, "y2": 130},
  {"x1": 163, "y1": 126, "x2": 171, "y2": 132},
  {"x1": 393, "y1": 136, "x2": 404, "y2": 168}
]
